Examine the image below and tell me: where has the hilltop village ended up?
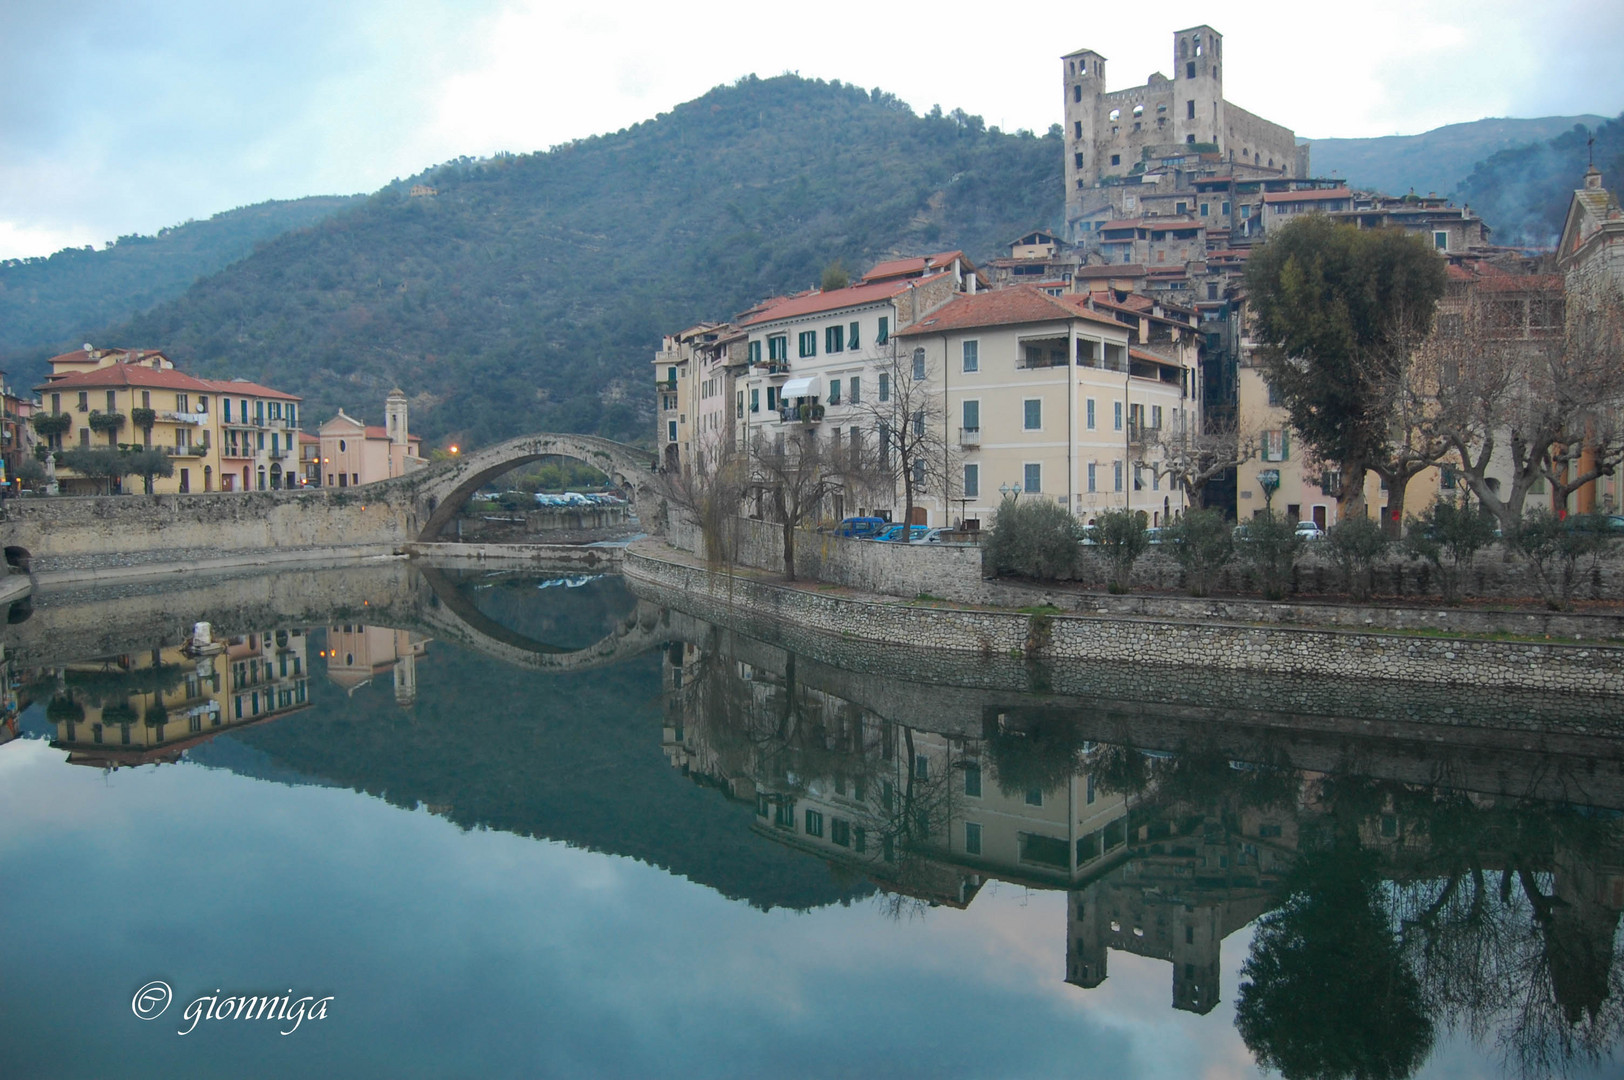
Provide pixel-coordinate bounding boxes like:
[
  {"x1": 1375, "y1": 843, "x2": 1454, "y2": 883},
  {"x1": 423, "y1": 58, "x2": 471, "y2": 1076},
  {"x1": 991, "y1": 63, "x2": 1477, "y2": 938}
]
[{"x1": 656, "y1": 24, "x2": 1624, "y2": 535}]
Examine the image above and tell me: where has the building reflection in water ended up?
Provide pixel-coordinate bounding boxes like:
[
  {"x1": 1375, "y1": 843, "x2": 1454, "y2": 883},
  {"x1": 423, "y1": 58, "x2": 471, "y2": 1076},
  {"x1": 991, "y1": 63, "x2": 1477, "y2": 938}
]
[
  {"x1": 45, "y1": 629, "x2": 313, "y2": 768},
  {"x1": 323, "y1": 623, "x2": 430, "y2": 705},
  {"x1": 660, "y1": 632, "x2": 1624, "y2": 1077}
]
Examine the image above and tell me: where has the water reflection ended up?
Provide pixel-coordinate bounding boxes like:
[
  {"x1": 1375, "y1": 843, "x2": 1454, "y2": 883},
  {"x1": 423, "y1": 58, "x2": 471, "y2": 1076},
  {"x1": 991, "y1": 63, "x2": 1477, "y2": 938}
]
[
  {"x1": 659, "y1": 626, "x2": 1624, "y2": 1078},
  {"x1": 3, "y1": 564, "x2": 1622, "y2": 1079}
]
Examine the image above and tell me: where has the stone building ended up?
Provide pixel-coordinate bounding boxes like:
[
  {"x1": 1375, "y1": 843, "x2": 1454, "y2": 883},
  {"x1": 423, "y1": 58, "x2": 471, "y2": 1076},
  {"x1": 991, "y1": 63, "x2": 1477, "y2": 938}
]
[{"x1": 1062, "y1": 25, "x2": 1306, "y2": 241}]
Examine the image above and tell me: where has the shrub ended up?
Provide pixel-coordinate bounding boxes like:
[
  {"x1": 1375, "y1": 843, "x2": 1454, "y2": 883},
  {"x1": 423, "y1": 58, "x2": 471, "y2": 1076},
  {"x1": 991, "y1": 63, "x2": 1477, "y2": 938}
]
[
  {"x1": 1327, "y1": 515, "x2": 1388, "y2": 601},
  {"x1": 31, "y1": 413, "x2": 71, "y2": 438},
  {"x1": 1404, "y1": 498, "x2": 1498, "y2": 604},
  {"x1": 1092, "y1": 507, "x2": 1151, "y2": 593},
  {"x1": 87, "y1": 410, "x2": 126, "y2": 435},
  {"x1": 1162, "y1": 509, "x2": 1234, "y2": 596},
  {"x1": 986, "y1": 496, "x2": 1080, "y2": 579},
  {"x1": 1513, "y1": 509, "x2": 1614, "y2": 610},
  {"x1": 1238, "y1": 510, "x2": 1303, "y2": 600}
]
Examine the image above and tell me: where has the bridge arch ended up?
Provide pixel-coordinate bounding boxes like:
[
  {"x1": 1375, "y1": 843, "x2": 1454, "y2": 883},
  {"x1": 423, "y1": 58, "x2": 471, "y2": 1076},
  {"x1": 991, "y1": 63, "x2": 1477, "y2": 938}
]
[{"x1": 409, "y1": 433, "x2": 661, "y2": 541}]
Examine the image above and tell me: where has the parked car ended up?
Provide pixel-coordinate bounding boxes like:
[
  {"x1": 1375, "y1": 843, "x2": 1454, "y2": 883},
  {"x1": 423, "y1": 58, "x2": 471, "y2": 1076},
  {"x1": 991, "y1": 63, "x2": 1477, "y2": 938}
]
[
  {"x1": 1294, "y1": 521, "x2": 1327, "y2": 541},
  {"x1": 908, "y1": 527, "x2": 951, "y2": 544},
  {"x1": 1144, "y1": 527, "x2": 1164, "y2": 545},
  {"x1": 831, "y1": 516, "x2": 887, "y2": 539},
  {"x1": 1567, "y1": 513, "x2": 1624, "y2": 535},
  {"x1": 876, "y1": 524, "x2": 930, "y2": 542},
  {"x1": 1077, "y1": 525, "x2": 1098, "y2": 546}
]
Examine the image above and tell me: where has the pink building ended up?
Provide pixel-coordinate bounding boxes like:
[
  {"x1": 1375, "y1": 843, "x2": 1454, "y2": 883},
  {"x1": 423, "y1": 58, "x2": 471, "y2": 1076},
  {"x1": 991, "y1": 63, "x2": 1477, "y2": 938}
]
[{"x1": 315, "y1": 390, "x2": 425, "y2": 487}]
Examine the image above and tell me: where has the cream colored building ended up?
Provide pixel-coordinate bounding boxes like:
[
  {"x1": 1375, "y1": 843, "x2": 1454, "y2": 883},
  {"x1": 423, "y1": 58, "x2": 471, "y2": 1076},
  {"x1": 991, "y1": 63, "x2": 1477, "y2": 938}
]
[{"x1": 897, "y1": 286, "x2": 1200, "y2": 527}]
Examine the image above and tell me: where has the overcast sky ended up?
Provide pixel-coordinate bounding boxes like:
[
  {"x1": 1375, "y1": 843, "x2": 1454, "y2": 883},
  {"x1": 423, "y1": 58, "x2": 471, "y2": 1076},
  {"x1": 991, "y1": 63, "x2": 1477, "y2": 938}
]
[{"x1": 2, "y1": 0, "x2": 1621, "y2": 260}]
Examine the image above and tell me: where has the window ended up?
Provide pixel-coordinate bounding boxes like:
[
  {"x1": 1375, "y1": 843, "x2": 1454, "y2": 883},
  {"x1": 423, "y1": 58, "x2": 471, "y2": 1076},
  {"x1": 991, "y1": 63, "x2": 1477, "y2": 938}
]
[
  {"x1": 1176, "y1": 201, "x2": 1188, "y2": 215},
  {"x1": 1024, "y1": 399, "x2": 1041, "y2": 430},
  {"x1": 1074, "y1": 120, "x2": 1082, "y2": 139},
  {"x1": 964, "y1": 761, "x2": 982, "y2": 797},
  {"x1": 962, "y1": 400, "x2": 979, "y2": 431},
  {"x1": 912, "y1": 458, "x2": 925, "y2": 485},
  {"x1": 1073, "y1": 84, "x2": 1082, "y2": 103},
  {"x1": 1025, "y1": 788, "x2": 1044, "y2": 807},
  {"x1": 750, "y1": 387, "x2": 760, "y2": 413},
  {"x1": 766, "y1": 387, "x2": 777, "y2": 411},
  {"x1": 1114, "y1": 460, "x2": 1123, "y2": 491},
  {"x1": 768, "y1": 335, "x2": 788, "y2": 361},
  {"x1": 963, "y1": 463, "x2": 979, "y2": 498},
  {"x1": 962, "y1": 340, "x2": 979, "y2": 372},
  {"x1": 1087, "y1": 463, "x2": 1097, "y2": 492},
  {"x1": 1110, "y1": 154, "x2": 1121, "y2": 167},
  {"x1": 1433, "y1": 231, "x2": 1448, "y2": 250},
  {"x1": 1186, "y1": 99, "x2": 1196, "y2": 119},
  {"x1": 912, "y1": 409, "x2": 925, "y2": 438},
  {"x1": 849, "y1": 321, "x2": 859, "y2": 349},
  {"x1": 965, "y1": 822, "x2": 983, "y2": 856},
  {"x1": 849, "y1": 376, "x2": 860, "y2": 404},
  {"x1": 1086, "y1": 398, "x2": 1096, "y2": 429},
  {"x1": 1114, "y1": 401, "x2": 1123, "y2": 430},
  {"x1": 78, "y1": 390, "x2": 89, "y2": 411},
  {"x1": 1152, "y1": 405, "x2": 1163, "y2": 429},
  {"x1": 831, "y1": 818, "x2": 851, "y2": 847},
  {"x1": 829, "y1": 379, "x2": 841, "y2": 405},
  {"x1": 798, "y1": 330, "x2": 817, "y2": 358},
  {"x1": 914, "y1": 753, "x2": 929, "y2": 780},
  {"x1": 1241, "y1": 205, "x2": 1251, "y2": 219},
  {"x1": 667, "y1": 420, "x2": 677, "y2": 441},
  {"x1": 1024, "y1": 462, "x2": 1042, "y2": 493},
  {"x1": 912, "y1": 348, "x2": 926, "y2": 380},
  {"x1": 1200, "y1": 203, "x2": 1210, "y2": 217},
  {"x1": 1262, "y1": 429, "x2": 1290, "y2": 461},
  {"x1": 749, "y1": 340, "x2": 762, "y2": 365},
  {"x1": 876, "y1": 316, "x2": 889, "y2": 344},
  {"x1": 878, "y1": 374, "x2": 890, "y2": 402},
  {"x1": 805, "y1": 809, "x2": 824, "y2": 838},
  {"x1": 825, "y1": 325, "x2": 844, "y2": 353},
  {"x1": 1222, "y1": 201, "x2": 1231, "y2": 215}
]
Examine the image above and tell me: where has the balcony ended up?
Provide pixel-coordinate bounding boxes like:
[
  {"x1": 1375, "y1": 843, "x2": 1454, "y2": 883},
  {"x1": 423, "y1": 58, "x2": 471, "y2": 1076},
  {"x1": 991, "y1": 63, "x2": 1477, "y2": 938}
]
[
  {"x1": 778, "y1": 404, "x2": 824, "y2": 424},
  {"x1": 959, "y1": 427, "x2": 981, "y2": 448},
  {"x1": 753, "y1": 361, "x2": 790, "y2": 375},
  {"x1": 1127, "y1": 420, "x2": 1161, "y2": 445},
  {"x1": 162, "y1": 410, "x2": 208, "y2": 425},
  {"x1": 656, "y1": 379, "x2": 676, "y2": 391},
  {"x1": 221, "y1": 446, "x2": 253, "y2": 460}
]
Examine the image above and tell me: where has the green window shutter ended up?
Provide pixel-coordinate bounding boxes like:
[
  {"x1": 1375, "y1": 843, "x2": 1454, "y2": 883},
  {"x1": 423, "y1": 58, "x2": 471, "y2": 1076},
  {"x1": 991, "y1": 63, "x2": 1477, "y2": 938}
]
[
  {"x1": 1281, "y1": 429, "x2": 1290, "y2": 460},
  {"x1": 849, "y1": 321, "x2": 859, "y2": 348}
]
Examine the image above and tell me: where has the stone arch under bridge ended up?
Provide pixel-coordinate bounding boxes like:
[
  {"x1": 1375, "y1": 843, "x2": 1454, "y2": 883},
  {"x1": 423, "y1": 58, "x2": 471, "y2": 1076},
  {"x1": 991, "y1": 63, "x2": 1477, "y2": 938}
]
[{"x1": 406, "y1": 433, "x2": 661, "y2": 541}]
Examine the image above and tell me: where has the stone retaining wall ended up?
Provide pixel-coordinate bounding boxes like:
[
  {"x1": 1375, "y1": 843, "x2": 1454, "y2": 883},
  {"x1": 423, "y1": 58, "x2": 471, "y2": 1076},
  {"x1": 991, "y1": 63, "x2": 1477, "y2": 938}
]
[{"x1": 624, "y1": 542, "x2": 1624, "y2": 695}]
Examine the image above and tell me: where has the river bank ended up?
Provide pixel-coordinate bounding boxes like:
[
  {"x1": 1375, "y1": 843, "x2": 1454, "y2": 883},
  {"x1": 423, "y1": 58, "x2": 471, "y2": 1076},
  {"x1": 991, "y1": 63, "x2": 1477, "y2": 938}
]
[{"x1": 624, "y1": 538, "x2": 1624, "y2": 695}]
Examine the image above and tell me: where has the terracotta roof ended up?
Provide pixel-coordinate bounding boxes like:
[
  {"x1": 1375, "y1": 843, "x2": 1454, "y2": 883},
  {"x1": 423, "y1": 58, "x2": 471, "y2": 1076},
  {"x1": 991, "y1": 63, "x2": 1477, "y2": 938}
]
[
  {"x1": 45, "y1": 346, "x2": 167, "y2": 367},
  {"x1": 36, "y1": 362, "x2": 215, "y2": 394},
  {"x1": 740, "y1": 273, "x2": 950, "y2": 326},
  {"x1": 1130, "y1": 347, "x2": 1181, "y2": 365},
  {"x1": 861, "y1": 251, "x2": 967, "y2": 282},
  {"x1": 364, "y1": 426, "x2": 389, "y2": 439},
  {"x1": 1263, "y1": 187, "x2": 1352, "y2": 204},
  {"x1": 205, "y1": 378, "x2": 300, "y2": 401},
  {"x1": 299, "y1": 432, "x2": 320, "y2": 444},
  {"x1": 896, "y1": 286, "x2": 1123, "y2": 337},
  {"x1": 1100, "y1": 219, "x2": 1146, "y2": 231}
]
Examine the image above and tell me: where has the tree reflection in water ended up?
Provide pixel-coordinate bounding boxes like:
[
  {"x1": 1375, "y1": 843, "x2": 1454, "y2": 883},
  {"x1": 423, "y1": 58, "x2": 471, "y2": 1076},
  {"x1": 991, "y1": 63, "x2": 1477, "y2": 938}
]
[{"x1": 661, "y1": 629, "x2": 1624, "y2": 1079}]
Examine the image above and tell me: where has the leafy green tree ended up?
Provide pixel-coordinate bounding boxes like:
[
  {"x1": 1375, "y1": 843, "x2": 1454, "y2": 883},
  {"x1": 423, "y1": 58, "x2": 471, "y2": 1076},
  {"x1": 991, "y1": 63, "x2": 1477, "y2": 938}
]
[
  {"x1": 1239, "y1": 509, "x2": 1304, "y2": 600},
  {"x1": 1403, "y1": 497, "x2": 1498, "y2": 604},
  {"x1": 1327, "y1": 514, "x2": 1389, "y2": 601},
  {"x1": 1092, "y1": 507, "x2": 1150, "y2": 593},
  {"x1": 1245, "y1": 217, "x2": 1447, "y2": 520},
  {"x1": 986, "y1": 495, "x2": 1078, "y2": 579},
  {"x1": 124, "y1": 448, "x2": 174, "y2": 494},
  {"x1": 819, "y1": 261, "x2": 850, "y2": 291},
  {"x1": 57, "y1": 448, "x2": 128, "y2": 495},
  {"x1": 1236, "y1": 845, "x2": 1435, "y2": 1080},
  {"x1": 985, "y1": 710, "x2": 1091, "y2": 798},
  {"x1": 1162, "y1": 508, "x2": 1234, "y2": 596}
]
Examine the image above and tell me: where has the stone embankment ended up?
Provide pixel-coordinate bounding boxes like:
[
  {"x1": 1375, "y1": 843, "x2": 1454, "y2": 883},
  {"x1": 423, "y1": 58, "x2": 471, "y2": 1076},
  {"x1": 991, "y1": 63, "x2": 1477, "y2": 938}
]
[{"x1": 624, "y1": 539, "x2": 1624, "y2": 695}]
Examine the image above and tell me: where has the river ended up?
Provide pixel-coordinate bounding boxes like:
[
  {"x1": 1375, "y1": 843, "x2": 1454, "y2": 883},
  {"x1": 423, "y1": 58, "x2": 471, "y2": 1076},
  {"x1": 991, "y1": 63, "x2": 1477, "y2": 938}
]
[{"x1": 1, "y1": 563, "x2": 1620, "y2": 1079}]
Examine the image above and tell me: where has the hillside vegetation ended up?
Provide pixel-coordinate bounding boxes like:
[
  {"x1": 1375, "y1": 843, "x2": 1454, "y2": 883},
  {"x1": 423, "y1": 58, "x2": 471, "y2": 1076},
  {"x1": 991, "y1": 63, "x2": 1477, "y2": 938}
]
[
  {"x1": 1305, "y1": 115, "x2": 1605, "y2": 202},
  {"x1": 0, "y1": 195, "x2": 361, "y2": 362},
  {"x1": 77, "y1": 76, "x2": 1062, "y2": 446},
  {"x1": 1456, "y1": 113, "x2": 1624, "y2": 246}
]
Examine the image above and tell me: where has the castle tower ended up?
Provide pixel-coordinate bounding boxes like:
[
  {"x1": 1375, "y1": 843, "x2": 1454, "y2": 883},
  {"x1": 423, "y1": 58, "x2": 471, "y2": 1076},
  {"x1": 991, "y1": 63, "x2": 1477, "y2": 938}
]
[
  {"x1": 385, "y1": 388, "x2": 409, "y2": 448},
  {"x1": 1172, "y1": 25, "x2": 1224, "y2": 155},
  {"x1": 1062, "y1": 47, "x2": 1107, "y2": 228}
]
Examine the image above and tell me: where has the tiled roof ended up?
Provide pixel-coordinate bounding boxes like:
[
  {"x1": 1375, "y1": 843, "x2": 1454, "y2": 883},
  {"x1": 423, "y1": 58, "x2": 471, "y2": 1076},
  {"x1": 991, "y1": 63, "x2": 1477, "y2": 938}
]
[
  {"x1": 299, "y1": 432, "x2": 320, "y2": 444},
  {"x1": 1074, "y1": 263, "x2": 1148, "y2": 278},
  {"x1": 36, "y1": 362, "x2": 215, "y2": 394},
  {"x1": 205, "y1": 378, "x2": 301, "y2": 401},
  {"x1": 45, "y1": 346, "x2": 167, "y2": 367},
  {"x1": 896, "y1": 286, "x2": 1122, "y2": 337},
  {"x1": 861, "y1": 250, "x2": 967, "y2": 282},
  {"x1": 1263, "y1": 187, "x2": 1353, "y2": 204},
  {"x1": 740, "y1": 274, "x2": 949, "y2": 327}
]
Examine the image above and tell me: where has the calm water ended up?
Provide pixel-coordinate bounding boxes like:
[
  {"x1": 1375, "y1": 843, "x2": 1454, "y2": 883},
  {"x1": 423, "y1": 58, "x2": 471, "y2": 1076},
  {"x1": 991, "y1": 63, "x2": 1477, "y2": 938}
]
[{"x1": 1, "y1": 564, "x2": 1621, "y2": 1079}]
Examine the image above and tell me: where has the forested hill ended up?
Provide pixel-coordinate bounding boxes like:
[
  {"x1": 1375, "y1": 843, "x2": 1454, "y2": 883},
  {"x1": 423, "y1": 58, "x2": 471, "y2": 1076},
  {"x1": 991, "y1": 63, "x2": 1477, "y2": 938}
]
[
  {"x1": 0, "y1": 195, "x2": 362, "y2": 361},
  {"x1": 78, "y1": 76, "x2": 1062, "y2": 447},
  {"x1": 1456, "y1": 113, "x2": 1624, "y2": 246}
]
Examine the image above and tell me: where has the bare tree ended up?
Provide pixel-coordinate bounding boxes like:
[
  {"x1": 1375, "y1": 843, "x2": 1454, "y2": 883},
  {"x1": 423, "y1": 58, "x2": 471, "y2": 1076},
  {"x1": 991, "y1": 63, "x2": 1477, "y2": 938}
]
[
  {"x1": 1139, "y1": 412, "x2": 1258, "y2": 510},
  {"x1": 657, "y1": 432, "x2": 748, "y2": 565},
  {"x1": 852, "y1": 345, "x2": 959, "y2": 527},
  {"x1": 749, "y1": 427, "x2": 843, "y2": 580},
  {"x1": 1370, "y1": 299, "x2": 1454, "y2": 534},
  {"x1": 1433, "y1": 282, "x2": 1624, "y2": 534}
]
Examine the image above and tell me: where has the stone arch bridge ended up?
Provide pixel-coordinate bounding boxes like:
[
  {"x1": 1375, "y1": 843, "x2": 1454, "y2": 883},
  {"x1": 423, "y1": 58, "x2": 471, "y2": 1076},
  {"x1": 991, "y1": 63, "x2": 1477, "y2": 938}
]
[{"x1": 382, "y1": 433, "x2": 663, "y2": 542}]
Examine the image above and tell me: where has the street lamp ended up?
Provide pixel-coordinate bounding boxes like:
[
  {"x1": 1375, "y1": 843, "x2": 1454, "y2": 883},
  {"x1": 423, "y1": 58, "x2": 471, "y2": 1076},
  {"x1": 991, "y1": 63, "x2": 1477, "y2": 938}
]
[
  {"x1": 1258, "y1": 468, "x2": 1280, "y2": 512},
  {"x1": 998, "y1": 482, "x2": 1022, "y2": 500}
]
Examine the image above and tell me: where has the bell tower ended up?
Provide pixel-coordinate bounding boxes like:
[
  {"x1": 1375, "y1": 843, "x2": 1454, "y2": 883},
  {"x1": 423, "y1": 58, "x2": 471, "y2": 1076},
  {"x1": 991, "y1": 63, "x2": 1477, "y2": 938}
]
[
  {"x1": 1172, "y1": 25, "x2": 1224, "y2": 154},
  {"x1": 385, "y1": 388, "x2": 409, "y2": 448}
]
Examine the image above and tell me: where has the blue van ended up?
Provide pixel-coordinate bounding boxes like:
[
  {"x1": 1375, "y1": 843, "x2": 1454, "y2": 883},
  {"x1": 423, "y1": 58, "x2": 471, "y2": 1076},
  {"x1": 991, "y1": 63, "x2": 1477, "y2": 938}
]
[{"x1": 833, "y1": 516, "x2": 887, "y2": 538}]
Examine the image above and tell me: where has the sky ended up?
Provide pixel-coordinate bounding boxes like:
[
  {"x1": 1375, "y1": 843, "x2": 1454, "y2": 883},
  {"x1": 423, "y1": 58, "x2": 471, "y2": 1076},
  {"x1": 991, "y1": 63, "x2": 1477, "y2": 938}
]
[{"x1": 2, "y1": 0, "x2": 1621, "y2": 261}]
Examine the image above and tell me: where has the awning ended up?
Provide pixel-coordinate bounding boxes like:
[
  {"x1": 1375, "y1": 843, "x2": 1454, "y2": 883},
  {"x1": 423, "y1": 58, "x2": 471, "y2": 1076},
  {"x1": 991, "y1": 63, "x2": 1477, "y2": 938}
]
[{"x1": 780, "y1": 376, "x2": 822, "y2": 400}]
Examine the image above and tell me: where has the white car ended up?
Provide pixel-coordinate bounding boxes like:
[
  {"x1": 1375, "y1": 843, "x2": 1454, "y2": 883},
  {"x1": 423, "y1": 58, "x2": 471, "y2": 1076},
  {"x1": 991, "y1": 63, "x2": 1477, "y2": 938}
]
[{"x1": 1294, "y1": 521, "x2": 1327, "y2": 541}]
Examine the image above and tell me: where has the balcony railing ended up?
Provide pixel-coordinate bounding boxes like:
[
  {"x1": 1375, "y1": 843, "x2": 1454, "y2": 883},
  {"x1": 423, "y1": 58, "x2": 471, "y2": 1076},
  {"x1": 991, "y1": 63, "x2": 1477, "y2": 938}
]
[
  {"x1": 778, "y1": 404, "x2": 824, "y2": 424},
  {"x1": 754, "y1": 361, "x2": 790, "y2": 375},
  {"x1": 959, "y1": 427, "x2": 981, "y2": 448},
  {"x1": 162, "y1": 410, "x2": 208, "y2": 425},
  {"x1": 656, "y1": 379, "x2": 676, "y2": 391}
]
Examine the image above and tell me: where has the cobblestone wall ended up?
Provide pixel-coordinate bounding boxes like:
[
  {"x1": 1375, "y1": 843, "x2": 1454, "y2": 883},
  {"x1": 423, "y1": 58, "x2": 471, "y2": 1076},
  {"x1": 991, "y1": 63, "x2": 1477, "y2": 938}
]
[{"x1": 625, "y1": 542, "x2": 1624, "y2": 695}]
